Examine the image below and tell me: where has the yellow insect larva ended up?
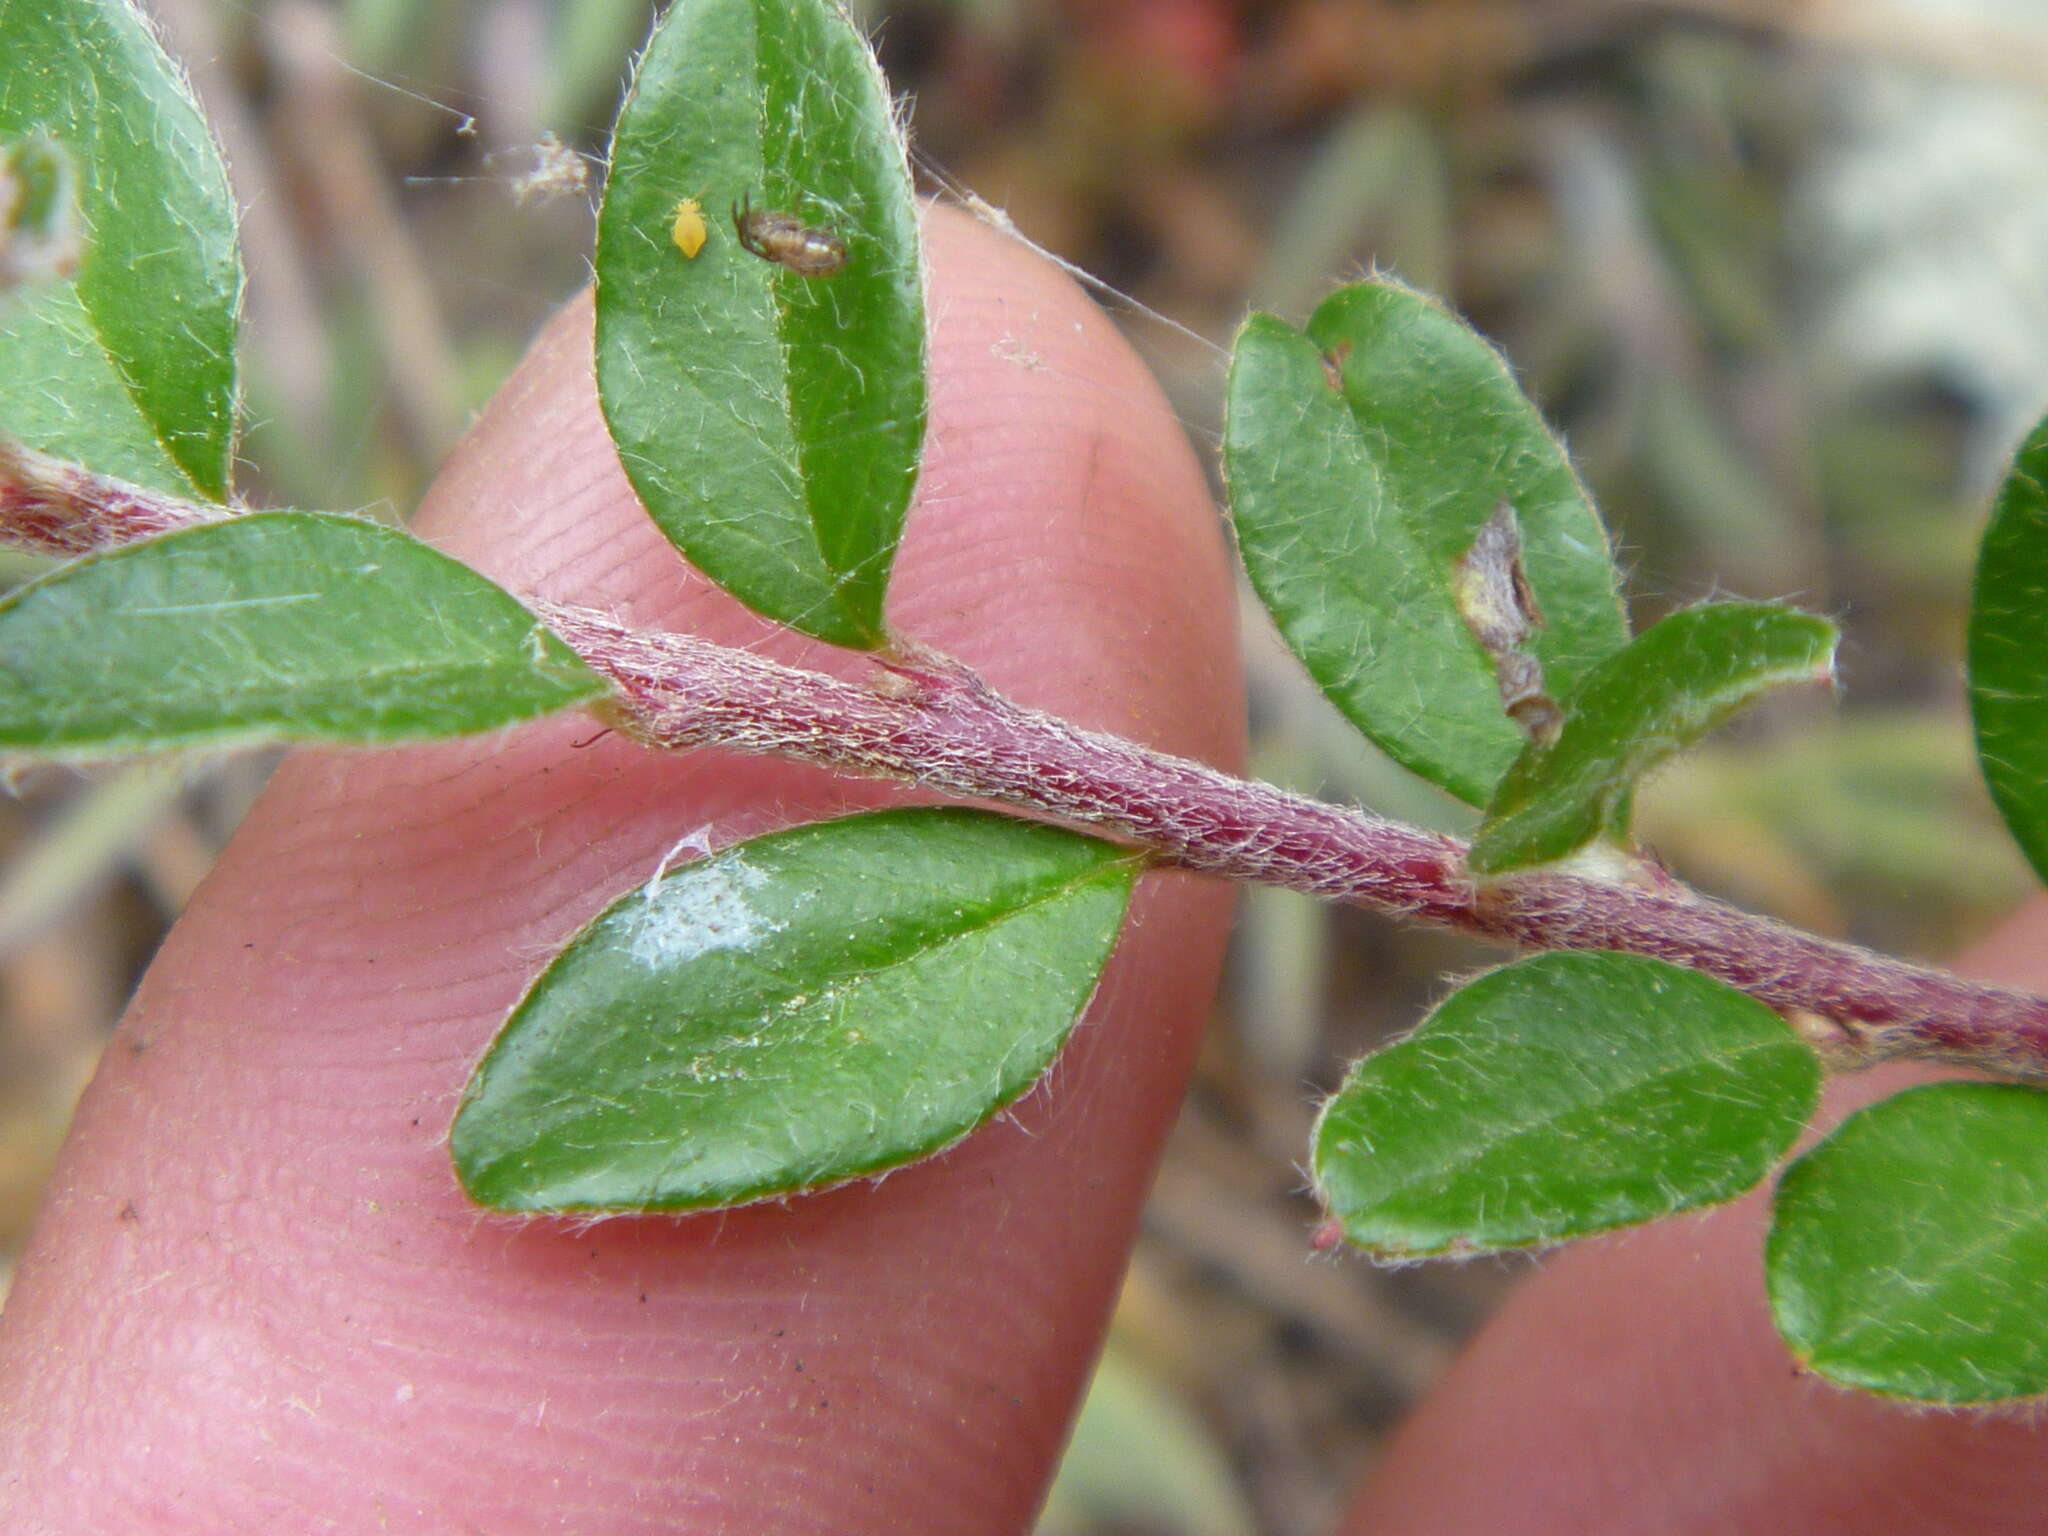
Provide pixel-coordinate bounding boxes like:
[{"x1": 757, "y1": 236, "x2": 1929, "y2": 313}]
[{"x1": 671, "y1": 196, "x2": 708, "y2": 259}]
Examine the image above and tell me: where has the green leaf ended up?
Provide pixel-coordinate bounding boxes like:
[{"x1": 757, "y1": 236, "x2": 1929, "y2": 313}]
[
  {"x1": 452, "y1": 809, "x2": 1138, "y2": 1212},
  {"x1": 594, "y1": 0, "x2": 925, "y2": 651},
  {"x1": 0, "y1": 512, "x2": 604, "y2": 757},
  {"x1": 0, "y1": 0, "x2": 243, "y2": 499},
  {"x1": 1224, "y1": 281, "x2": 1628, "y2": 808},
  {"x1": 1767, "y1": 1082, "x2": 2048, "y2": 1404},
  {"x1": 1312, "y1": 951, "x2": 1819, "y2": 1259},
  {"x1": 1467, "y1": 602, "x2": 1837, "y2": 876},
  {"x1": 1969, "y1": 415, "x2": 2048, "y2": 888}
]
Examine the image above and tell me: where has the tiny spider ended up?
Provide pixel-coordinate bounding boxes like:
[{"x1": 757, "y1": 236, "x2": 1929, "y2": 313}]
[{"x1": 731, "y1": 192, "x2": 847, "y2": 278}]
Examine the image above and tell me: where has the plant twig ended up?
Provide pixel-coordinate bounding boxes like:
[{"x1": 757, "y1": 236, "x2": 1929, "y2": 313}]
[
  {"x1": 6, "y1": 444, "x2": 2046, "y2": 1080},
  {"x1": 538, "y1": 601, "x2": 2048, "y2": 1081},
  {"x1": 0, "y1": 440, "x2": 230, "y2": 556}
]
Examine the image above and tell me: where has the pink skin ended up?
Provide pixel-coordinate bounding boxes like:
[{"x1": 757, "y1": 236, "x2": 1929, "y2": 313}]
[
  {"x1": 0, "y1": 207, "x2": 1241, "y2": 1531},
  {"x1": 5, "y1": 199, "x2": 2048, "y2": 1532}
]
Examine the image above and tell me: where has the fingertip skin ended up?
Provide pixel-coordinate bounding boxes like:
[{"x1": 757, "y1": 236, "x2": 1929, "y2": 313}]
[{"x1": 0, "y1": 206, "x2": 1244, "y2": 1534}]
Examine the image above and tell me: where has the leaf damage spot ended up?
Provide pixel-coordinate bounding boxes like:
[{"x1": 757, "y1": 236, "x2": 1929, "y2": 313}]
[
  {"x1": 617, "y1": 848, "x2": 787, "y2": 968},
  {"x1": 1452, "y1": 501, "x2": 1560, "y2": 747},
  {"x1": 1318, "y1": 340, "x2": 1352, "y2": 392}
]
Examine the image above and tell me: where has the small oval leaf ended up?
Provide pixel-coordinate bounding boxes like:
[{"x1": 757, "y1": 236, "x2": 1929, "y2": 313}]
[
  {"x1": 1767, "y1": 1082, "x2": 2048, "y2": 1404},
  {"x1": 0, "y1": 512, "x2": 605, "y2": 757},
  {"x1": 1969, "y1": 414, "x2": 2048, "y2": 887},
  {"x1": 1312, "y1": 951, "x2": 1819, "y2": 1259},
  {"x1": 453, "y1": 809, "x2": 1138, "y2": 1212},
  {"x1": 1467, "y1": 602, "x2": 1837, "y2": 876},
  {"x1": 1224, "y1": 281, "x2": 1629, "y2": 807},
  {"x1": 594, "y1": 0, "x2": 925, "y2": 651},
  {"x1": 0, "y1": 0, "x2": 243, "y2": 498}
]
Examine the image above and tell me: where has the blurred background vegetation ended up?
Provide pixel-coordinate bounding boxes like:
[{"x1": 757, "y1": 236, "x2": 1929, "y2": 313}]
[{"x1": 5, "y1": 1, "x2": 2048, "y2": 1530}]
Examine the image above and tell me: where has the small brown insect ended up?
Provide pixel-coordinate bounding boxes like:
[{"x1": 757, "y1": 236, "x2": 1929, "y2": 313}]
[{"x1": 731, "y1": 192, "x2": 847, "y2": 278}]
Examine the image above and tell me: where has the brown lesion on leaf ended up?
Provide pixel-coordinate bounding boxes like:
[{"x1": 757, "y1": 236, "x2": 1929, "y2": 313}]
[
  {"x1": 1318, "y1": 340, "x2": 1352, "y2": 393},
  {"x1": 0, "y1": 135, "x2": 82, "y2": 292},
  {"x1": 1453, "y1": 501, "x2": 1562, "y2": 747}
]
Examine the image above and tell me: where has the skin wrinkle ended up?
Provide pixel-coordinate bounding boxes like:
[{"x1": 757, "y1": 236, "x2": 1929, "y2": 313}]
[
  {"x1": 0, "y1": 206, "x2": 1241, "y2": 1533},
  {"x1": 260, "y1": 742, "x2": 902, "y2": 981}
]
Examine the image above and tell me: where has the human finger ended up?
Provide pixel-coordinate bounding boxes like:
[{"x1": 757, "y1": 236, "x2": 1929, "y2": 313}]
[{"x1": 0, "y1": 204, "x2": 1244, "y2": 1534}]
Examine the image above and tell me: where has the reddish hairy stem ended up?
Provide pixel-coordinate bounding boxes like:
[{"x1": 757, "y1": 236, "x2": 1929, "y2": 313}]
[
  {"x1": 536, "y1": 601, "x2": 2048, "y2": 1081},
  {"x1": 0, "y1": 440, "x2": 230, "y2": 556},
  {"x1": 7, "y1": 444, "x2": 2048, "y2": 1079}
]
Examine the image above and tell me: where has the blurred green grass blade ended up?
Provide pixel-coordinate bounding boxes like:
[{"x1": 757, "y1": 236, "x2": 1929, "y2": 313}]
[
  {"x1": 0, "y1": 0, "x2": 243, "y2": 499},
  {"x1": 1969, "y1": 415, "x2": 2048, "y2": 887},
  {"x1": 1468, "y1": 602, "x2": 1837, "y2": 875},
  {"x1": 452, "y1": 809, "x2": 1137, "y2": 1213},
  {"x1": 594, "y1": 0, "x2": 925, "y2": 650},
  {"x1": 544, "y1": 0, "x2": 654, "y2": 133},
  {"x1": 1250, "y1": 106, "x2": 1451, "y2": 317},
  {"x1": 1313, "y1": 952, "x2": 1819, "y2": 1259},
  {"x1": 1225, "y1": 281, "x2": 1629, "y2": 808},
  {"x1": 339, "y1": 0, "x2": 439, "y2": 78},
  {"x1": 1767, "y1": 1082, "x2": 2048, "y2": 1404},
  {"x1": 0, "y1": 760, "x2": 192, "y2": 957},
  {"x1": 1038, "y1": 1337, "x2": 1256, "y2": 1536},
  {"x1": 1635, "y1": 373, "x2": 1793, "y2": 594},
  {"x1": 0, "y1": 512, "x2": 604, "y2": 758}
]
